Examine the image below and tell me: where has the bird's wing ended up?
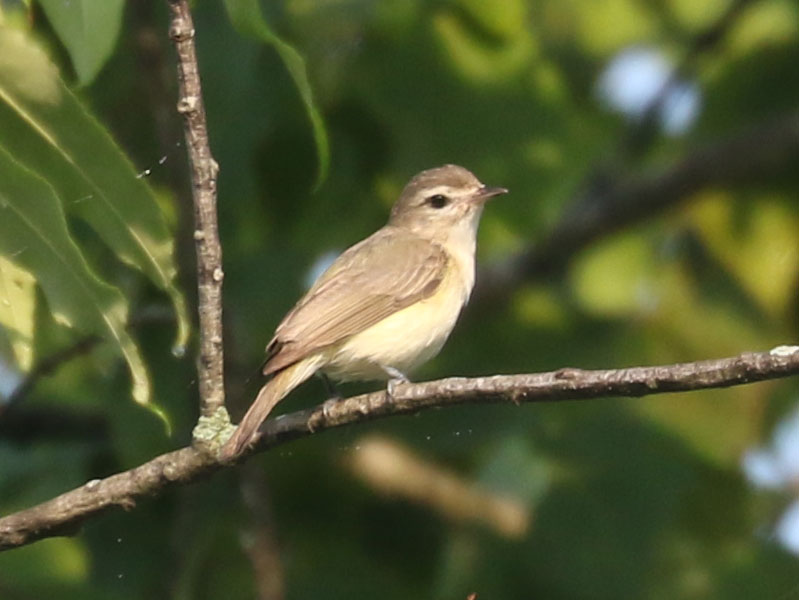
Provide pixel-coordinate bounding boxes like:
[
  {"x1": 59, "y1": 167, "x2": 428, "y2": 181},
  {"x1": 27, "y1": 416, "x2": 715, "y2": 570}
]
[{"x1": 263, "y1": 227, "x2": 448, "y2": 375}]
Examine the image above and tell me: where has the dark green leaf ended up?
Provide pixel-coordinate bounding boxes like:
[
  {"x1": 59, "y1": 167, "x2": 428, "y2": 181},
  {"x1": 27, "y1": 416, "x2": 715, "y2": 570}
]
[
  {"x1": 0, "y1": 147, "x2": 167, "y2": 427},
  {"x1": 224, "y1": 0, "x2": 330, "y2": 189},
  {"x1": 0, "y1": 26, "x2": 189, "y2": 355},
  {"x1": 38, "y1": 0, "x2": 125, "y2": 86}
]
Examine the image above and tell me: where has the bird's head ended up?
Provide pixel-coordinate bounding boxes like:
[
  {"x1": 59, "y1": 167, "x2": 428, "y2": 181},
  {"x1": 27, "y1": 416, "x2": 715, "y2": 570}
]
[{"x1": 388, "y1": 164, "x2": 507, "y2": 240}]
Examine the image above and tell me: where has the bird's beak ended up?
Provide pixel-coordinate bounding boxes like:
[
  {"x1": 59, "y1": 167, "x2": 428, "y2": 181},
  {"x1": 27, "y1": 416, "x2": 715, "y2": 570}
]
[{"x1": 471, "y1": 185, "x2": 508, "y2": 203}]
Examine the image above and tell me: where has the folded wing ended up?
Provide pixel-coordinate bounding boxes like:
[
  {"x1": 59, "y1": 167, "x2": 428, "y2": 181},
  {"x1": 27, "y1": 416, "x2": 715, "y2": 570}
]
[{"x1": 263, "y1": 227, "x2": 449, "y2": 375}]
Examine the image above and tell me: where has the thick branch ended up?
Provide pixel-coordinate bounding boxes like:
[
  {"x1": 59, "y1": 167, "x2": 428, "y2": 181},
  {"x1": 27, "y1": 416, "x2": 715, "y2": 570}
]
[
  {"x1": 167, "y1": 0, "x2": 225, "y2": 416},
  {"x1": 1, "y1": 346, "x2": 797, "y2": 551}
]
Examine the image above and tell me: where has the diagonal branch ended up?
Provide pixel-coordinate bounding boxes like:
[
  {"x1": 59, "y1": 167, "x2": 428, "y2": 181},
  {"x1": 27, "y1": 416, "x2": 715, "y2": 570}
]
[
  {"x1": 476, "y1": 110, "x2": 799, "y2": 300},
  {"x1": 1, "y1": 346, "x2": 797, "y2": 551},
  {"x1": 1, "y1": 306, "x2": 176, "y2": 412},
  {"x1": 476, "y1": 0, "x2": 786, "y2": 304},
  {"x1": 167, "y1": 0, "x2": 225, "y2": 417},
  {"x1": 621, "y1": 0, "x2": 756, "y2": 156},
  {"x1": 2, "y1": 335, "x2": 99, "y2": 410}
]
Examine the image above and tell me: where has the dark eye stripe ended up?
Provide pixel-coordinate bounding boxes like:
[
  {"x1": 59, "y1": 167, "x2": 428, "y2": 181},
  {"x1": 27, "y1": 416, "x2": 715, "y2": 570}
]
[{"x1": 426, "y1": 194, "x2": 449, "y2": 208}]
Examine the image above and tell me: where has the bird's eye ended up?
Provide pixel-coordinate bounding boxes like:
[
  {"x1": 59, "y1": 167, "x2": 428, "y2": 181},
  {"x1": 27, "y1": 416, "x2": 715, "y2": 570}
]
[{"x1": 426, "y1": 194, "x2": 449, "y2": 209}]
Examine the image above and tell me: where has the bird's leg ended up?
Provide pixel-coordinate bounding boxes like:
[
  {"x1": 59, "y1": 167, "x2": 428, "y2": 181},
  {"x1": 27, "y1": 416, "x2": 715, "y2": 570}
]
[
  {"x1": 314, "y1": 372, "x2": 343, "y2": 427},
  {"x1": 316, "y1": 372, "x2": 342, "y2": 401},
  {"x1": 380, "y1": 365, "x2": 410, "y2": 400}
]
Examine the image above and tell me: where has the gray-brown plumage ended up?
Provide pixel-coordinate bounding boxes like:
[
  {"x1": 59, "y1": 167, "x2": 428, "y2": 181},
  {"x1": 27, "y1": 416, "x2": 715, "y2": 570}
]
[
  {"x1": 263, "y1": 230, "x2": 448, "y2": 375},
  {"x1": 222, "y1": 165, "x2": 506, "y2": 458}
]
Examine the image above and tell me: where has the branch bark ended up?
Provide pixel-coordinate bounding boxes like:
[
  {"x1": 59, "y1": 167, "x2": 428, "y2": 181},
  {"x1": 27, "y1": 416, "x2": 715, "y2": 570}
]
[
  {"x1": 167, "y1": 0, "x2": 225, "y2": 417},
  {"x1": 1, "y1": 346, "x2": 797, "y2": 551}
]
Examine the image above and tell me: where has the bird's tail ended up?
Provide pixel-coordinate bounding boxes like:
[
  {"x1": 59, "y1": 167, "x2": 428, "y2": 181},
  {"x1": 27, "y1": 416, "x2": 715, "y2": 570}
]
[{"x1": 222, "y1": 356, "x2": 322, "y2": 458}]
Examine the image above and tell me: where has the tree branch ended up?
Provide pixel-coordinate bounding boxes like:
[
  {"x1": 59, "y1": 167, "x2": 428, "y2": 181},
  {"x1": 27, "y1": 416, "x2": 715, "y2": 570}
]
[
  {"x1": 0, "y1": 405, "x2": 107, "y2": 443},
  {"x1": 167, "y1": 0, "x2": 225, "y2": 417},
  {"x1": 239, "y1": 463, "x2": 285, "y2": 600},
  {"x1": 0, "y1": 305, "x2": 176, "y2": 412},
  {"x1": 2, "y1": 335, "x2": 99, "y2": 410},
  {"x1": 477, "y1": 110, "x2": 799, "y2": 299},
  {"x1": 621, "y1": 0, "x2": 755, "y2": 156},
  {"x1": 476, "y1": 0, "x2": 785, "y2": 303},
  {"x1": 1, "y1": 346, "x2": 797, "y2": 551}
]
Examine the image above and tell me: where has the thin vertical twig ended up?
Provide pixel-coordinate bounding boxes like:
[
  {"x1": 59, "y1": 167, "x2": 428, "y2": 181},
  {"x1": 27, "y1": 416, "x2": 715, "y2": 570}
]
[{"x1": 166, "y1": 0, "x2": 225, "y2": 417}]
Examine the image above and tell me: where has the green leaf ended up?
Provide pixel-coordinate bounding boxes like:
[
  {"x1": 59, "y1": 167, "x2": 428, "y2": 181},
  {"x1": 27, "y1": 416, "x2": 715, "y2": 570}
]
[
  {"x1": 0, "y1": 147, "x2": 169, "y2": 428},
  {"x1": 0, "y1": 25, "x2": 190, "y2": 355},
  {"x1": 570, "y1": 230, "x2": 657, "y2": 318},
  {"x1": 224, "y1": 0, "x2": 330, "y2": 189},
  {"x1": 686, "y1": 191, "x2": 799, "y2": 317},
  {"x1": 433, "y1": 1, "x2": 537, "y2": 84},
  {"x1": 572, "y1": 0, "x2": 657, "y2": 55},
  {"x1": 0, "y1": 256, "x2": 36, "y2": 371},
  {"x1": 37, "y1": 0, "x2": 125, "y2": 86}
]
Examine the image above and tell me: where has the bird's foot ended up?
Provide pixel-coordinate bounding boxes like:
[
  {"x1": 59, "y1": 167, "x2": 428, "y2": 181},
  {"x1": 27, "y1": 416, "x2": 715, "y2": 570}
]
[
  {"x1": 381, "y1": 365, "x2": 410, "y2": 401},
  {"x1": 322, "y1": 396, "x2": 340, "y2": 420},
  {"x1": 308, "y1": 396, "x2": 342, "y2": 434}
]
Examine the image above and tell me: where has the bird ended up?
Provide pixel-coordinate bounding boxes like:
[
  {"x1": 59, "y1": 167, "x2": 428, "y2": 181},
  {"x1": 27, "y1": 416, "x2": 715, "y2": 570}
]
[{"x1": 222, "y1": 164, "x2": 507, "y2": 458}]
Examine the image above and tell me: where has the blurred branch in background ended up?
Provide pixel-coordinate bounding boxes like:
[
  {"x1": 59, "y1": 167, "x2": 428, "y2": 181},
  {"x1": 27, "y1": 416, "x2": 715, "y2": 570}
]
[
  {"x1": 1, "y1": 345, "x2": 796, "y2": 552},
  {"x1": 239, "y1": 463, "x2": 286, "y2": 600},
  {"x1": 350, "y1": 435, "x2": 529, "y2": 538},
  {"x1": 477, "y1": 110, "x2": 799, "y2": 300},
  {"x1": 621, "y1": 0, "x2": 756, "y2": 155},
  {"x1": 1, "y1": 335, "x2": 99, "y2": 411},
  {"x1": 0, "y1": 405, "x2": 107, "y2": 445},
  {"x1": 0, "y1": 305, "x2": 176, "y2": 413},
  {"x1": 476, "y1": 0, "x2": 770, "y2": 302}
]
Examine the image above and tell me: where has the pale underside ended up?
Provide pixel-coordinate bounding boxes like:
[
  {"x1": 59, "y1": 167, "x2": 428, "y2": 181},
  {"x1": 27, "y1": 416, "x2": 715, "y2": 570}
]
[{"x1": 262, "y1": 225, "x2": 471, "y2": 380}]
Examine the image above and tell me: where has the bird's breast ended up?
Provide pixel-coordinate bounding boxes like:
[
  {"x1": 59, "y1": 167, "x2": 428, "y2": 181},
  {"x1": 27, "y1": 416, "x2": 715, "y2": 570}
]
[{"x1": 322, "y1": 253, "x2": 474, "y2": 382}]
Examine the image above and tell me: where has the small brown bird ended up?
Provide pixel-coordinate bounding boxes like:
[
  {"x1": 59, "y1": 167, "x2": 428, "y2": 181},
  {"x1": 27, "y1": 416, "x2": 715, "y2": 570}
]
[{"x1": 223, "y1": 165, "x2": 506, "y2": 457}]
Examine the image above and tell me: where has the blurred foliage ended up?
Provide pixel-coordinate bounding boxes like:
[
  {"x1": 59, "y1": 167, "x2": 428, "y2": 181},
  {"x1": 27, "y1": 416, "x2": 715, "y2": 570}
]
[
  {"x1": 225, "y1": 0, "x2": 330, "y2": 188},
  {"x1": 0, "y1": 0, "x2": 798, "y2": 598},
  {"x1": 37, "y1": 0, "x2": 125, "y2": 85},
  {"x1": 0, "y1": 13, "x2": 189, "y2": 422}
]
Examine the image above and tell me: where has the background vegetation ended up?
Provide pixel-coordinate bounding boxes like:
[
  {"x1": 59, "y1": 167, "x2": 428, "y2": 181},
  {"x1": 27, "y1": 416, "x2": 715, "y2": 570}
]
[{"x1": 0, "y1": 0, "x2": 797, "y2": 598}]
